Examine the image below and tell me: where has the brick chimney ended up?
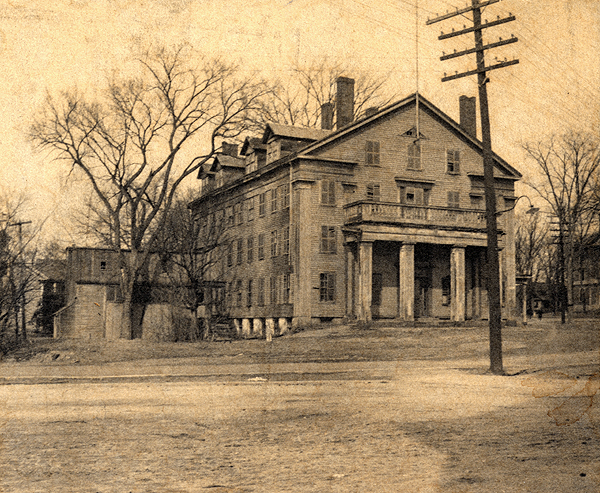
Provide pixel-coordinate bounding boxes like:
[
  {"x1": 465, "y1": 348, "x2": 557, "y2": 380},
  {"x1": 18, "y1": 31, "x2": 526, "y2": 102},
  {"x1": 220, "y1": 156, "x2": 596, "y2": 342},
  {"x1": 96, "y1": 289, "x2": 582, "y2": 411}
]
[
  {"x1": 459, "y1": 96, "x2": 477, "y2": 139},
  {"x1": 221, "y1": 141, "x2": 238, "y2": 157},
  {"x1": 336, "y1": 77, "x2": 355, "y2": 129},
  {"x1": 321, "y1": 102, "x2": 334, "y2": 130}
]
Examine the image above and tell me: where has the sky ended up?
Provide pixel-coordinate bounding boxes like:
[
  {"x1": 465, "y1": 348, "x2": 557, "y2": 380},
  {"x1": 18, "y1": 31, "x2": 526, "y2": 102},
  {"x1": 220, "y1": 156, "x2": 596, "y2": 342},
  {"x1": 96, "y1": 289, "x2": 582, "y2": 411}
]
[{"x1": 0, "y1": 0, "x2": 598, "y2": 245}]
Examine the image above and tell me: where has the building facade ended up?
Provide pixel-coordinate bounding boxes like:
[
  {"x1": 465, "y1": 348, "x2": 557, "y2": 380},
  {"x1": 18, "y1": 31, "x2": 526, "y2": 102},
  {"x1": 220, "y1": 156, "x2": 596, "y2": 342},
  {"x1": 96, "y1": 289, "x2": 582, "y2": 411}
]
[{"x1": 190, "y1": 79, "x2": 522, "y2": 334}]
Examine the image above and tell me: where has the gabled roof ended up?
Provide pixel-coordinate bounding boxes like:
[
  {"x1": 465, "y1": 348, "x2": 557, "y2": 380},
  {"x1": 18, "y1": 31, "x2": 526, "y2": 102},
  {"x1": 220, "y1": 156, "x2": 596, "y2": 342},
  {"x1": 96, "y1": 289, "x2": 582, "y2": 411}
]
[
  {"x1": 197, "y1": 152, "x2": 244, "y2": 179},
  {"x1": 262, "y1": 123, "x2": 332, "y2": 144},
  {"x1": 297, "y1": 93, "x2": 522, "y2": 179},
  {"x1": 240, "y1": 137, "x2": 266, "y2": 156},
  {"x1": 213, "y1": 154, "x2": 245, "y2": 170}
]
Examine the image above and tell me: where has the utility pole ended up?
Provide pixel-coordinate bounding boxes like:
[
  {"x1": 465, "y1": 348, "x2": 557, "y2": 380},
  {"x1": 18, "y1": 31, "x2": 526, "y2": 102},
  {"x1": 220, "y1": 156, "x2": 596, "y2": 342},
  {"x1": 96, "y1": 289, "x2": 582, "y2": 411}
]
[
  {"x1": 8, "y1": 220, "x2": 32, "y2": 342},
  {"x1": 427, "y1": 1, "x2": 519, "y2": 375}
]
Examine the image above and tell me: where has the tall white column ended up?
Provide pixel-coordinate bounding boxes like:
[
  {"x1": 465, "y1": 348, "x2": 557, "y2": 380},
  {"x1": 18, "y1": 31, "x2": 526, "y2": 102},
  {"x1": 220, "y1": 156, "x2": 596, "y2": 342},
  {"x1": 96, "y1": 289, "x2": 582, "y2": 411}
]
[
  {"x1": 358, "y1": 241, "x2": 373, "y2": 322},
  {"x1": 451, "y1": 246, "x2": 466, "y2": 322},
  {"x1": 399, "y1": 243, "x2": 415, "y2": 321}
]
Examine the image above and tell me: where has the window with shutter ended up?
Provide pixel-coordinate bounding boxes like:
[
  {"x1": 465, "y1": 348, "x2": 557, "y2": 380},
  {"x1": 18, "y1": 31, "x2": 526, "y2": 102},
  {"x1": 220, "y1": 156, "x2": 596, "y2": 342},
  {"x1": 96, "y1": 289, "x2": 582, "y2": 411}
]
[
  {"x1": 367, "y1": 183, "x2": 381, "y2": 202},
  {"x1": 447, "y1": 150, "x2": 460, "y2": 174}
]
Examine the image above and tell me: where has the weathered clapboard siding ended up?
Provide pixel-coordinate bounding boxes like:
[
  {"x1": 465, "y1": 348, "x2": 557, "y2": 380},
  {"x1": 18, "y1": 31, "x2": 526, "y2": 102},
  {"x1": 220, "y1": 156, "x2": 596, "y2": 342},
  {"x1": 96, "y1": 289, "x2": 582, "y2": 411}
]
[{"x1": 190, "y1": 90, "x2": 521, "y2": 327}]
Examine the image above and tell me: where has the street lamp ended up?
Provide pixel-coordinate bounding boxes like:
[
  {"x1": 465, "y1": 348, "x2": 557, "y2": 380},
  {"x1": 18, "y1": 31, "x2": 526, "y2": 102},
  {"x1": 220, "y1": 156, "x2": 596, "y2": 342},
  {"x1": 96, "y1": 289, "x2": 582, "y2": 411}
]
[{"x1": 496, "y1": 195, "x2": 539, "y2": 216}]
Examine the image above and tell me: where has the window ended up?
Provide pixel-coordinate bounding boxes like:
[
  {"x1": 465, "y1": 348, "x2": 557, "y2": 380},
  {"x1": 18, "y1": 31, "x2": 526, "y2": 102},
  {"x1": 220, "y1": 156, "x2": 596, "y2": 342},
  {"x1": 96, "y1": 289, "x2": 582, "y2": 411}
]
[
  {"x1": 258, "y1": 233, "x2": 265, "y2": 260},
  {"x1": 247, "y1": 197, "x2": 255, "y2": 221},
  {"x1": 227, "y1": 206, "x2": 234, "y2": 226},
  {"x1": 281, "y1": 183, "x2": 290, "y2": 209},
  {"x1": 281, "y1": 274, "x2": 291, "y2": 304},
  {"x1": 407, "y1": 143, "x2": 421, "y2": 170},
  {"x1": 319, "y1": 272, "x2": 336, "y2": 302},
  {"x1": 282, "y1": 226, "x2": 290, "y2": 255},
  {"x1": 100, "y1": 261, "x2": 107, "y2": 271},
  {"x1": 259, "y1": 192, "x2": 266, "y2": 216},
  {"x1": 257, "y1": 278, "x2": 265, "y2": 306},
  {"x1": 442, "y1": 275, "x2": 451, "y2": 306},
  {"x1": 247, "y1": 279, "x2": 253, "y2": 307},
  {"x1": 366, "y1": 140, "x2": 380, "y2": 165},
  {"x1": 320, "y1": 226, "x2": 337, "y2": 254},
  {"x1": 106, "y1": 285, "x2": 123, "y2": 303},
  {"x1": 267, "y1": 141, "x2": 280, "y2": 163},
  {"x1": 236, "y1": 238, "x2": 243, "y2": 265},
  {"x1": 247, "y1": 237, "x2": 254, "y2": 263},
  {"x1": 321, "y1": 180, "x2": 336, "y2": 205},
  {"x1": 270, "y1": 230, "x2": 278, "y2": 257},
  {"x1": 236, "y1": 280, "x2": 243, "y2": 306},
  {"x1": 447, "y1": 191, "x2": 460, "y2": 209},
  {"x1": 366, "y1": 183, "x2": 381, "y2": 202},
  {"x1": 270, "y1": 277, "x2": 277, "y2": 304},
  {"x1": 271, "y1": 188, "x2": 278, "y2": 213},
  {"x1": 447, "y1": 150, "x2": 461, "y2": 174},
  {"x1": 399, "y1": 186, "x2": 427, "y2": 205},
  {"x1": 234, "y1": 203, "x2": 243, "y2": 225},
  {"x1": 470, "y1": 195, "x2": 484, "y2": 209},
  {"x1": 227, "y1": 242, "x2": 233, "y2": 267}
]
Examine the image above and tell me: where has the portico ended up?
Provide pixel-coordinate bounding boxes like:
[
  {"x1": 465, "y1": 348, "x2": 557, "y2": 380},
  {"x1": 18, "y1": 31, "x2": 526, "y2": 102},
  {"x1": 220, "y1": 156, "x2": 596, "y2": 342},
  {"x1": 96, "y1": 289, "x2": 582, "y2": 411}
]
[{"x1": 344, "y1": 201, "x2": 515, "y2": 323}]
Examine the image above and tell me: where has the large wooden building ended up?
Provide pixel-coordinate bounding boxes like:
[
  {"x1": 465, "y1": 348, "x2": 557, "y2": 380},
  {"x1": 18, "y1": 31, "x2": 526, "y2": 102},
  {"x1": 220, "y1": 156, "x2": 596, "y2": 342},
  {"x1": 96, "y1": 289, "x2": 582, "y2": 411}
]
[{"x1": 189, "y1": 78, "x2": 522, "y2": 335}]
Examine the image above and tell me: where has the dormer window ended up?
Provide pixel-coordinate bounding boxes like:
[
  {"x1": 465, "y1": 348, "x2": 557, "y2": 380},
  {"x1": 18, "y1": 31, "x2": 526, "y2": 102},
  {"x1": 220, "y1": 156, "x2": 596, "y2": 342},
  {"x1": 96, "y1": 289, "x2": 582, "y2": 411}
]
[
  {"x1": 245, "y1": 153, "x2": 258, "y2": 174},
  {"x1": 266, "y1": 141, "x2": 280, "y2": 164}
]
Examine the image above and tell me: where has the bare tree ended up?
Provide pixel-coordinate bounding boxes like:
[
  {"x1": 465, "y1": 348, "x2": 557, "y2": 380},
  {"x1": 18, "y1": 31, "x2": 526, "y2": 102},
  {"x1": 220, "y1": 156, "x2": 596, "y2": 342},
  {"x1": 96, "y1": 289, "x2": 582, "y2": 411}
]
[
  {"x1": 515, "y1": 210, "x2": 549, "y2": 283},
  {"x1": 0, "y1": 194, "x2": 41, "y2": 350},
  {"x1": 31, "y1": 45, "x2": 270, "y2": 339},
  {"x1": 523, "y1": 131, "x2": 600, "y2": 320},
  {"x1": 153, "y1": 190, "x2": 230, "y2": 340},
  {"x1": 251, "y1": 59, "x2": 395, "y2": 129}
]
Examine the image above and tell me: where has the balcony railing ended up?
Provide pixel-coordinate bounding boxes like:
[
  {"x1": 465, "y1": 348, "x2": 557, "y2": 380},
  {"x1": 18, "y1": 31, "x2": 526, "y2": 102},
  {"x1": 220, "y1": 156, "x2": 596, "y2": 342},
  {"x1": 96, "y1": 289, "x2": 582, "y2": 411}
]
[{"x1": 344, "y1": 201, "x2": 488, "y2": 230}]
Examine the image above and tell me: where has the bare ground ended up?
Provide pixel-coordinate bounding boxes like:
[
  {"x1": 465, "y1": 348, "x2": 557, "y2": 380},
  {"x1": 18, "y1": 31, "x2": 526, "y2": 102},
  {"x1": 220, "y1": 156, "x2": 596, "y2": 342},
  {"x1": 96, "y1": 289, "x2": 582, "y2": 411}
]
[{"x1": 1, "y1": 317, "x2": 599, "y2": 492}]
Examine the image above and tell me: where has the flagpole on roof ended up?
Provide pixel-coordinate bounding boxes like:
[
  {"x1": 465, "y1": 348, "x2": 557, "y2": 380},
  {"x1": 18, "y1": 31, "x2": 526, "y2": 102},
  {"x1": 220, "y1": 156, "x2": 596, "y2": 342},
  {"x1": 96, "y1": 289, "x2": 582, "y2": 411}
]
[{"x1": 415, "y1": 0, "x2": 420, "y2": 141}]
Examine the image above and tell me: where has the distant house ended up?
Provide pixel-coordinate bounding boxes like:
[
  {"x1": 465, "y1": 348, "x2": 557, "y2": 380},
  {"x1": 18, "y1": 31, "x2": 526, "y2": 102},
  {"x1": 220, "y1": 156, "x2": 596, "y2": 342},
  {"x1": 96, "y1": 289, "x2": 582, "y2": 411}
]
[
  {"x1": 573, "y1": 233, "x2": 600, "y2": 312},
  {"x1": 53, "y1": 247, "x2": 219, "y2": 340},
  {"x1": 189, "y1": 77, "x2": 522, "y2": 336},
  {"x1": 30, "y1": 259, "x2": 67, "y2": 336}
]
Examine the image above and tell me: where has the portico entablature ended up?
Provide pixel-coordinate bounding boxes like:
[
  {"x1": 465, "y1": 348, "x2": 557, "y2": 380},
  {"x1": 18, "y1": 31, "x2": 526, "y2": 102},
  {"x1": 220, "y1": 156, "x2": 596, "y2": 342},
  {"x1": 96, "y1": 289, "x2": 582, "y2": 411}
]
[{"x1": 344, "y1": 224, "x2": 502, "y2": 249}]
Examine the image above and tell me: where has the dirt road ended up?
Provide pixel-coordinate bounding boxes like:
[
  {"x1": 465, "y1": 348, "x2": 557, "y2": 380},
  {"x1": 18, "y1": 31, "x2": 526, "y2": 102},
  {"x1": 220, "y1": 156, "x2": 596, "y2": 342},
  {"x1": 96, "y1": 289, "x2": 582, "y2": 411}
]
[{"x1": 1, "y1": 318, "x2": 599, "y2": 492}]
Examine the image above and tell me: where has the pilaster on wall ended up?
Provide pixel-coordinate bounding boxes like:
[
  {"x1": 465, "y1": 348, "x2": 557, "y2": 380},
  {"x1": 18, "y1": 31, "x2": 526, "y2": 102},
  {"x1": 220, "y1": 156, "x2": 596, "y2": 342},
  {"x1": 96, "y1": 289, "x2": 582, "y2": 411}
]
[
  {"x1": 451, "y1": 246, "x2": 466, "y2": 322},
  {"x1": 503, "y1": 209, "x2": 518, "y2": 321},
  {"x1": 293, "y1": 181, "x2": 313, "y2": 324},
  {"x1": 358, "y1": 241, "x2": 373, "y2": 322},
  {"x1": 399, "y1": 243, "x2": 415, "y2": 321},
  {"x1": 346, "y1": 245, "x2": 356, "y2": 319}
]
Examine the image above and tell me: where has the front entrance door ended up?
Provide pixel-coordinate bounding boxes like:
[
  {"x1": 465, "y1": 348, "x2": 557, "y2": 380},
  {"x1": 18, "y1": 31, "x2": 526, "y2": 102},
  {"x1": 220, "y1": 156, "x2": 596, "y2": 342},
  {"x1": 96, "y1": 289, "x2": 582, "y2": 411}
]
[{"x1": 415, "y1": 277, "x2": 430, "y2": 318}]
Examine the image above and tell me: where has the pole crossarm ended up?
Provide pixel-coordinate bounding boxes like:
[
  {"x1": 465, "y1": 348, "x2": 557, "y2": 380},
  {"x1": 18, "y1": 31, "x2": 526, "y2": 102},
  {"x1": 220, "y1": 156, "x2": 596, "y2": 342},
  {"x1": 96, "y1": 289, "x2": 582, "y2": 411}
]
[
  {"x1": 426, "y1": 0, "x2": 500, "y2": 25},
  {"x1": 442, "y1": 59, "x2": 519, "y2": 82},
  {"x1": 439, "y1": 15, "x2": 516, "y2": 40},
  {"x1": 441, "y1": 36, "x2": 518, "y2": 60}
]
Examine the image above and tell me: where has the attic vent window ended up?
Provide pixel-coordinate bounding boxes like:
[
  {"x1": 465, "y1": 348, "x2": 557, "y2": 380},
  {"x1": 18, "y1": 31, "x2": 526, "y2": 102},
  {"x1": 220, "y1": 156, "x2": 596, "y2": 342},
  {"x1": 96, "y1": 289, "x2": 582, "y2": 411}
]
[{"x1": 402, "y1": 127, "x2": 425, "y2": 139}]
